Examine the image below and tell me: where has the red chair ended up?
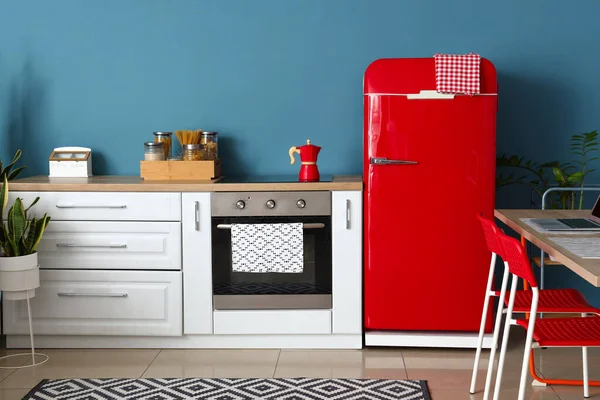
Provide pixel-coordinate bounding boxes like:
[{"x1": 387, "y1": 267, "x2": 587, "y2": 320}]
[
  {"x1": 495, "y1": 231, "x2": 600, "y2": 399},
  {"x1": 471, "y1": 214, "x2": 600, "y2": 399}
]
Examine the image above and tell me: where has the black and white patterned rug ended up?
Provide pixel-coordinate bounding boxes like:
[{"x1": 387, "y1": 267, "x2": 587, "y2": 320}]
[{"x1": 24, "y1": 377, "x2": 431, "y2": 399}]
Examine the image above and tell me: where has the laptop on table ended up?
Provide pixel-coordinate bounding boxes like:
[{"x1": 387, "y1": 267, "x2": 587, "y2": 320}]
[{"x1": 532, "y1": 194, "x2": 600, "y2": 231}]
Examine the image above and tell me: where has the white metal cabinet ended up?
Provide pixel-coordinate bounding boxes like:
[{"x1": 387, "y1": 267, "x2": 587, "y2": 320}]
[
  {"x1": 3, "y1": 270, "x2": 182, "y2": 336},
  {"x1": 7, "y1": 192, "x2": 181, "y2": 221},
  {"x1": 182, "y1": 193, "x2": 213, "y2": 334},
  {"x1": 332, "y1": 191, "x2": 363, "y2": 334},
  {"x1": 36, "y1": 221, "x2": 181, "y2": 270}
]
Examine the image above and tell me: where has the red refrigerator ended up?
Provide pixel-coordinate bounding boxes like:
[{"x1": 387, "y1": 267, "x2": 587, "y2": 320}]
[{"x1": 363, "y1": 58, "x2": 498, "y2": 347}]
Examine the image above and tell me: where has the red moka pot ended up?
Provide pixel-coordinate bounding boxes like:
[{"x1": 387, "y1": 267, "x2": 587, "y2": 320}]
[{"x1": 289, "y1": 139, "x2": 321, "y2": 182}]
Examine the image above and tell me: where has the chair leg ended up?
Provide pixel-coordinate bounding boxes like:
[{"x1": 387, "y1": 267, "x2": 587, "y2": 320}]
[
  {"x1": 493, "y1": 275, "x2": 519, "y2": 400},
  {"x1": 471, "y1": 253, "x2": 498, "y2": 394},
  {"x1": 518, "y1": 307, "x2": 538, "y2": 400},
  {"x1": 583, "y1": 346, "x2": 589, "y2": 398},
  {"x1": 482, "y1": 263, "x2": 510, "y2": 399}
]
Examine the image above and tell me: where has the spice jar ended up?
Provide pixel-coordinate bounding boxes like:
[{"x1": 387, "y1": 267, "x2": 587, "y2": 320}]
[
  {"x1": 200, "y1": 132, "x2": 218, "y2": 160},
  {"x1": 144, "y1": 142, "x2": 165, "y2": 161},
  {"x1": 183, "y1": 144, "x2": 203, "y2": 161},
  {"x1": 153, "y1": 132, "x2": 172, "y2": 159}
]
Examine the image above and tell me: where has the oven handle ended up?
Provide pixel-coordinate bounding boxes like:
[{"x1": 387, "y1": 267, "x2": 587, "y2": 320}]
[{"x1": 216, "y1": 223, "x2": 325, "y2": 230}]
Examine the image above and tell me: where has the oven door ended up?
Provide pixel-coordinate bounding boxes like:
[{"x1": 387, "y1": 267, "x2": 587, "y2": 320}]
[{"x1": 211, "y1": 216, "x2": 332, "y2": 310}]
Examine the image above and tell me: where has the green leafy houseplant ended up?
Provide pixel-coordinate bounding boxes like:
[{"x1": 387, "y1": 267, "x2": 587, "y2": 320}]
[
  {"x1": 0, "y1": 175, "x2": 50, "y2": 257},
  {"x1": 0, "y1": 149, "x2": 26, "y2": 182},
  {"x1": 496, "y1": 131, "x2": 599, "y2": 209}
]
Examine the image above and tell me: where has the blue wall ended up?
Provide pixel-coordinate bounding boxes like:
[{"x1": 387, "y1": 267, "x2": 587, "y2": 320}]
[{"x1": 2, "y1": 0, "x2": 600, "y2": 302}]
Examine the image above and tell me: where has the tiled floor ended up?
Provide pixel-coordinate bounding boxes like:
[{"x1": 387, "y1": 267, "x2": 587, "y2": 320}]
[{"x1": 0, "y1": 327, "x2": 597, "y2": 399}]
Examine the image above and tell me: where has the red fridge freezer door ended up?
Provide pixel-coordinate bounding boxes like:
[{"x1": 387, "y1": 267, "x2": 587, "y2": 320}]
[{"x1": 363, "y1": 59, "x2": 497, "y2": 332}]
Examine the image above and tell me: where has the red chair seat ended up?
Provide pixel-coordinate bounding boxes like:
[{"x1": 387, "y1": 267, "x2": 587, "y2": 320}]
[
  {"x1": 516, "y1": 316, "x2": 600, "y2": 347},
  {"x1": 493, "y1": 289, "x2": 599, "y2": 314}
]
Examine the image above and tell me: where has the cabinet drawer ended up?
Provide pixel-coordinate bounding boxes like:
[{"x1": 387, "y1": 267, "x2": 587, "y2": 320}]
[
  {"x1": 36, "y1": 221, "x2": 181, "y2": 270},
  {"x1": 8, "y1": 192, "x2": 181, "y2": 221},
  {"x1": 3, "y1": 270, "x2": 182, "y2": 336},
  {"x1": 213, "y1": 310, "x2": 332, "y2": 335}
]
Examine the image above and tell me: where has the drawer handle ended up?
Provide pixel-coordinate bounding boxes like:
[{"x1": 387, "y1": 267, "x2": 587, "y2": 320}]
[
  {"x1": 217, "y1": 223, "x2": 325, "y2": 230},
  {"x1": 55, "y1": 205, "x2": 127, "y2": 209},
  {"x1": 57, "y1": 292, "x2": 128, "y2": 298},
  {"x1": 56, "y1": 244, "x2": 128, "y2": 249},
  {"x1": 346, "y1": 199, "x2": 351, "y2": 230}
]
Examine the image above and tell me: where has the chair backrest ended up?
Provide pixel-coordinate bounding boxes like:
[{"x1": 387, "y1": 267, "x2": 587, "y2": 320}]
[
  {"x1": 477, "y1": 214, "x2": 504, "y2": 256},
  {"x1": 497, "y1": 231, "x2": 538, "y2": 288}
]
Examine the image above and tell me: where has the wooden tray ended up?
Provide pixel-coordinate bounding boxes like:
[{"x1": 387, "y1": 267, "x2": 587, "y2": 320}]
[{"x1": 140, "y1": 159, "x2": 221, "y2": 181}]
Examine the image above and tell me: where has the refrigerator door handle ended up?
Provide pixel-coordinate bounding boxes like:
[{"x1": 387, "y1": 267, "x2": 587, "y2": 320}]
[{"x1": 370, "y1": 157, "x2": 418, "y2": 165}]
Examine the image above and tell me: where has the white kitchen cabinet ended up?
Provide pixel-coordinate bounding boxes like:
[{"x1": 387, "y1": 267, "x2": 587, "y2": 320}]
[
  {"x1": 37, "y1": 221, "x2": 181, "y2": 270},
  {"x1": 181, "y1": 193, "x2": 213, "y2": 334},
  {"x1": 214, "y1": 310, "x2": 332, "y2": 335},
  {"x1": 332, "y1": 191, "x2": 363, "y2": 334},
  {"x1": 3, "y1": 270, "x2": 182, "y2": 336},
  {"x1": 3, "y1": 183, "x2": 364, "y2": 349},
  {"x1": 7, "y1": 192, "x2": 181, "y2": 221}
]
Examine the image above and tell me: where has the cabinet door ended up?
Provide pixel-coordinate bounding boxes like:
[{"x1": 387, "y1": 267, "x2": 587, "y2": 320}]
[
  {"x1": 182, "y1": 193, "x2": 213, "y2": 334},
  {"x1": 332, "y1": 191, "x2": 363, "y2": 334},
  {"x1": 3, "y1": 270, "x2": 182, "y2": 336},
  {"x1": 37, "y1": 221, "x2": 181, "y2": 270},
  {"x1": 7, "y1": 192, "x2": 181, "y2": 221}
]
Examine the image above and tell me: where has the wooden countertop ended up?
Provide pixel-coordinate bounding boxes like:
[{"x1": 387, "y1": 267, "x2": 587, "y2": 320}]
[
  {"x1": 7, "y1": 175, "x2": 363, "y2": 192},
  {"x1": 495, "y1": 209, "x2": 600, "y2": 287}
]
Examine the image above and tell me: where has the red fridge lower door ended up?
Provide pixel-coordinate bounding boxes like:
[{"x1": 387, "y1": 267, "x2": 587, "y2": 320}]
[{"x1": 364, "y1": 94, "x2": 496, "y2": 332}]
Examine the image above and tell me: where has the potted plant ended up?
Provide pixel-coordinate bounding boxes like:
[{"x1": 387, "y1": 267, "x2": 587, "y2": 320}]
[
  {"x1": 0, "y1": 175, "x2": 50, "y2": 300},
  {"x1": 1, "y1": 149, "x2": 26, "y2": 182},
  {"x1": 496, "y1": 130, "x2": 599, "y2": 209}
]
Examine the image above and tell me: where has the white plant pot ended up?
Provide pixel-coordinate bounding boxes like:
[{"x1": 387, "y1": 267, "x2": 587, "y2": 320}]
[{"x1": 0, "y1": 253, "x2": 40, "y2": 300}]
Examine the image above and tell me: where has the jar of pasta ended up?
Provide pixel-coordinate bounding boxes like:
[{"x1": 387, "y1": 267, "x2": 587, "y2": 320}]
[
  {"x1": 144, "y1": 142, "x2": 165, "y2": 161},
  {"x1": 200, "y1": 132, "x2": 218, "y2": 160},
  {"x1": 153, "y1": 132, "x2": 172, "y2": 159},
  {"x1": 183, "y1": 144, "x2": 203, "y2": 161}
]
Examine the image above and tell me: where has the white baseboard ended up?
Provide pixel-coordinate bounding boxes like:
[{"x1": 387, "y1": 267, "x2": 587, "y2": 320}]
[
  {"x1": 7, "y1": 334, "x2": 363, "y2": 349},
  {"x1": 365, "y1": 331, "x2": 493, "y2": 349}
]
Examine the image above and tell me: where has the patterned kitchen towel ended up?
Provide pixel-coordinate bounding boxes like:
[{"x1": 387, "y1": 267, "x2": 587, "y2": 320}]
[
  {"x1": 434, "y1": 53, "x2": 481, "y2": 95},
  {"x1": 231, "y1": 223, "x2": 304, "y2": 273}
]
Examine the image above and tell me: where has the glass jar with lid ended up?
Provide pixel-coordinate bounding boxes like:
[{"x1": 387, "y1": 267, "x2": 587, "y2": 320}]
[
  {"x1": 200, "y1": 132, "x2": 218, "y2": 160},
  {"x1": 183, "y1": 144, "x2": 203, "y2": 161},
  {"x1": 153, "y1": 132, "x2": 172, "y2": 159},
  {"x1": 144, "y1": 142, "x2": 165, "y2": 161}
]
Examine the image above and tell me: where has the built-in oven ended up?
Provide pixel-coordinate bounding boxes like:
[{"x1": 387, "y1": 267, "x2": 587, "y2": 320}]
[{"x1": 211, "y1": 191, "x2": 332, "y2": 310}]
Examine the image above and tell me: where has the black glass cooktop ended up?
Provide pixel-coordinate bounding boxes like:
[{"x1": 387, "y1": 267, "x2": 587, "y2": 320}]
[{"x1": 217, "y1": 175, "x2": 333, "y2": 183}]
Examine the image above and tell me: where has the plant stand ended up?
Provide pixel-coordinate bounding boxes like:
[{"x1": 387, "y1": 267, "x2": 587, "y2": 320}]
[
  {"x1": 0, "y1": 253, "x2": 48, "y2": 368},
  {"x1": 0, "y1": 295, "x2": 49, "y2": 369}
]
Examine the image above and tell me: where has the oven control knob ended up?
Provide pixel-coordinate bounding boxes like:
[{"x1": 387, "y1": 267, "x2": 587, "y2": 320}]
[
  {"x1": 266, "y1": 199, "x2": 276, "y2": 209},
  {"x1": 296, "y1": 199, "x2": 306, "y2": 209},
  {"x1": 236, "y1": 200, "x2": 246, "y2": 210}
]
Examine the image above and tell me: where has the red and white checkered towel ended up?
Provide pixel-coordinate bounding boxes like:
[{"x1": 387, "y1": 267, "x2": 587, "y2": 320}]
[{"x1": 434, "y1": 53, "x2": 481, "y2": 95}]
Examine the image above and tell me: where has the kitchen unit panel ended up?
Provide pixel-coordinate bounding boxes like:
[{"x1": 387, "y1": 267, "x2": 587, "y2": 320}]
[
  {"x1": 36, "y1": 221, "x2": 181, "y2": 270},
  {"x1": 182, "y1": 193, "x2": 213, "y2": 334},
  {"x1": 3, "y1": 270, "x2": 182, "y2": 336},
  {"x1": 332, "y1": 191, "x2": 363, "y2": 334},
  {"x1": 8, "y1": 192, "x2": 181, "y2": 221},
  {"x1": 213, "y1": 310, "x2": 332, "y2": 335}
]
